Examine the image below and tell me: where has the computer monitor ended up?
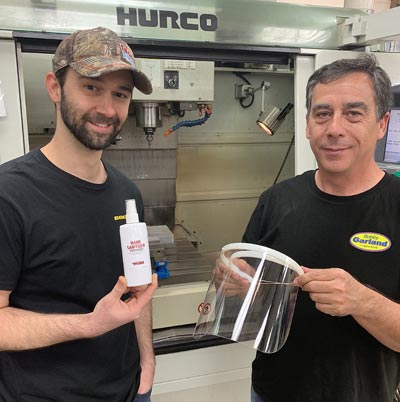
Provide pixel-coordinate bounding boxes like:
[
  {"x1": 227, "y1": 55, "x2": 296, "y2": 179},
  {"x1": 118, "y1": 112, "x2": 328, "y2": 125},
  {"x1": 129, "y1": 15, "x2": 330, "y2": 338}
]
[{"x1": 375, "y1": 85, "x2": 400, "y2": 173}]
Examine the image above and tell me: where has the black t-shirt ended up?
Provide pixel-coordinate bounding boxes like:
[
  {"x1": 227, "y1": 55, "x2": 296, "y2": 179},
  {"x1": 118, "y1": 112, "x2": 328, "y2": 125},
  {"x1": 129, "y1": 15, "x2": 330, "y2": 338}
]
[
  {"x1": 0, "y1": 148, "x2": 144, "y2": 402},
  {"x1": 244, "y1": 170, "x2": 400, "y2": 402}
]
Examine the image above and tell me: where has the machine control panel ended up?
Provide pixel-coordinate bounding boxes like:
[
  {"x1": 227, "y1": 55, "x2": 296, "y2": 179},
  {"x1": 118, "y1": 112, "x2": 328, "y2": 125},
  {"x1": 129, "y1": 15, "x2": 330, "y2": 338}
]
[{"x1": 132, "y1": 58, "x2": 214, "y2": 102}]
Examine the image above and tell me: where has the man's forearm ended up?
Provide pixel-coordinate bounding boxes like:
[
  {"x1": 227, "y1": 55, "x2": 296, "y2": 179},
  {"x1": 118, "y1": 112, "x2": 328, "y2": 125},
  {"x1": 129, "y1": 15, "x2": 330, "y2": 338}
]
[
  {"x1": 0, "y1": 306, "x2": 95, "y2": 351},
  {"x1": 0, "y1": 276, "x2": 158, "y2": 352},
  {"x1": 353, "y1": 285, "x2": 400, "y2": 352},
  {"x1": 134, "y1": 302, "x2": 155, "y2": 392}
]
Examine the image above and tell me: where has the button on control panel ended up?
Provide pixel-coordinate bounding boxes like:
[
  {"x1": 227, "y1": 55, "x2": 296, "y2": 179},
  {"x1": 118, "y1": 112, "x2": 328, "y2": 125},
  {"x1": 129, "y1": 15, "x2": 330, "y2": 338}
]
[{"x1": 164, "y1": 70, "x2": 179, "y2": 89}]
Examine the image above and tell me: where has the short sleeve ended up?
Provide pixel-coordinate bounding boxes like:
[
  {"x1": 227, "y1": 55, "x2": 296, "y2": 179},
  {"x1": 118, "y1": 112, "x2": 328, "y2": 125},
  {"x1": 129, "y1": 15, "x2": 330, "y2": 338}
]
[{"x1": 242, "y1": 189, "x2": 272, "y2": 244}]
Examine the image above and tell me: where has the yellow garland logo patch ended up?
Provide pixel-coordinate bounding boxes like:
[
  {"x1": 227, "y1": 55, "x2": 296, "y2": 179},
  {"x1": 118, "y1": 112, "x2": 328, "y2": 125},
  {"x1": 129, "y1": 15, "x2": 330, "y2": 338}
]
[{"x1": 350, "y1": 232, "x2": 391, "y2": 252}]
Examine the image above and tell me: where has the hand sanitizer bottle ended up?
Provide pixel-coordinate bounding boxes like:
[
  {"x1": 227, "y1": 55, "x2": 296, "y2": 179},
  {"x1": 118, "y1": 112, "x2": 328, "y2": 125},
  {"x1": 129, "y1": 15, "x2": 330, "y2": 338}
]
[{"x1": 120, "y1": 199, "x2": 152, "y2": 286}]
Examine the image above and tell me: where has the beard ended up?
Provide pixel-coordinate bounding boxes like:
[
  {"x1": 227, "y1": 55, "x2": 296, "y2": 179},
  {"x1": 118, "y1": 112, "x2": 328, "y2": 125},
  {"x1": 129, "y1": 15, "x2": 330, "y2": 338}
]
[{"x1": 60, "y1": 89, "x2": 124, "y2": 150}]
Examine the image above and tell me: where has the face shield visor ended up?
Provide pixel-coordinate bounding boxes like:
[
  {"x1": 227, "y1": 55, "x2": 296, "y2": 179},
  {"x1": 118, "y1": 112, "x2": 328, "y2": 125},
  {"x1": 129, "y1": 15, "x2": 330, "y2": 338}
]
[{"x1": 193, "y1": 243, "x2": 303, "y2": 353}]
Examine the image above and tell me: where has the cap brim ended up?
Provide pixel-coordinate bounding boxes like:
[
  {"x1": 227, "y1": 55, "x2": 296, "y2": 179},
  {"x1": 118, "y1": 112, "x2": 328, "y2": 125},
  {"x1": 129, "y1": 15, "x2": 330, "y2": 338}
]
[
  {"x1": 70, "y1": 58, "x2": 153, "y2": 95},
  {"x1": 131, "y1": 69, "x2": 153, "y2": 95}
]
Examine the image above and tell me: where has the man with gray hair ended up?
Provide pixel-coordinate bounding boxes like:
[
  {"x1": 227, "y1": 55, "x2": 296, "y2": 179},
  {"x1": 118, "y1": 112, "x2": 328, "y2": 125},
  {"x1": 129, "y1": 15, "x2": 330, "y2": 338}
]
[
  {"x1": 0, "y1": 27, "x2": 157, "y2": 402},
  {"x1": 216, "y1": 54, "x2": 400, "y2": 401}
]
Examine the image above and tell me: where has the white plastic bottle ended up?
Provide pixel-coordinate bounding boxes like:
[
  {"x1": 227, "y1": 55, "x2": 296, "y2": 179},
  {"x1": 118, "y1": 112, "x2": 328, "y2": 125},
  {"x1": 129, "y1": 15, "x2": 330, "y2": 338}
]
[{"x1": 119, "y1": 199, "x2": 152, "y2": 286}]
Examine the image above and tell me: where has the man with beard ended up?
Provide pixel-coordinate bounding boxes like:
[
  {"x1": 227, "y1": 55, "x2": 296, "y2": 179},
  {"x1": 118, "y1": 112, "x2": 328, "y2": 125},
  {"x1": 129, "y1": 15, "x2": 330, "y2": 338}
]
[{"x1": 0, "y1": 27, "x2": 158, "y2": 402}]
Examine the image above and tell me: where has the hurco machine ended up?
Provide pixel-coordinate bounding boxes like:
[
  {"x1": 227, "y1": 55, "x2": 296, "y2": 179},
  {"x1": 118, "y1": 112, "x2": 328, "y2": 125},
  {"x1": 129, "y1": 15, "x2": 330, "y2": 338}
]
[{"x1": 1, "y1": 1, "x2": 400, "y2": 401}]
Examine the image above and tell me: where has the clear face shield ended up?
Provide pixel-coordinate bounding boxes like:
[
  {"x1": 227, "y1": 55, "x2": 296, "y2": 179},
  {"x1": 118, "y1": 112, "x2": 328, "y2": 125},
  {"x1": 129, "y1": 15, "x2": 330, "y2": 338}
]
[{"x1": 193, "y1": 243, "x2": 303, "y2": 353}]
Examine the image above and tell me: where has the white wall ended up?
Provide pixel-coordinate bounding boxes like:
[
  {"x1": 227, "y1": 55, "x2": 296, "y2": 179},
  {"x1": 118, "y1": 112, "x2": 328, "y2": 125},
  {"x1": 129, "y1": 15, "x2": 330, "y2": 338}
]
[{"x1": 0, "y1": 35, "x2": 27, "y2": 164}]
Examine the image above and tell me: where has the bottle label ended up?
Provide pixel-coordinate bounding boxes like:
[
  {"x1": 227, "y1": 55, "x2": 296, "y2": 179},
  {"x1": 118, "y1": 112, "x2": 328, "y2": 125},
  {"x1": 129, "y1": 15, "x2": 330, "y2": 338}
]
[
  {"x1": 127, "y1": 240, "x2": 146, "y2": 251},
  {"x1": 120, "y1": 223, "x2": 152, "y2": 286}
]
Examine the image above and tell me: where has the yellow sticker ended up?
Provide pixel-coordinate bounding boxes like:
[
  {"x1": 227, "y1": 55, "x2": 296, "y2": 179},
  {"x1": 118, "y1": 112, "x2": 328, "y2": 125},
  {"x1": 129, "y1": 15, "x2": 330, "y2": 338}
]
[{"x1": 350, "y1": 232, "x2": 391, "y2": 252}]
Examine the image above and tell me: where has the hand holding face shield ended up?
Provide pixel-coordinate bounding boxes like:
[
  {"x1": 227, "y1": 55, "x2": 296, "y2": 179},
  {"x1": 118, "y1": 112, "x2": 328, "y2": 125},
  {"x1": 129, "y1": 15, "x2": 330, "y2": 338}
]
[{"x1": 213, "y1": 257, "x2": 254, "y2": 298}]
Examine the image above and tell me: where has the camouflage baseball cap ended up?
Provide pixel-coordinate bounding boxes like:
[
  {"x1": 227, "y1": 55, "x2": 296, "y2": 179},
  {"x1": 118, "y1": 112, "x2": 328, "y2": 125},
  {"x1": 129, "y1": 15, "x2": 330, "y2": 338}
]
[{"x1": 53, "y1": 27, "x2": 152, "y2": 95}]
